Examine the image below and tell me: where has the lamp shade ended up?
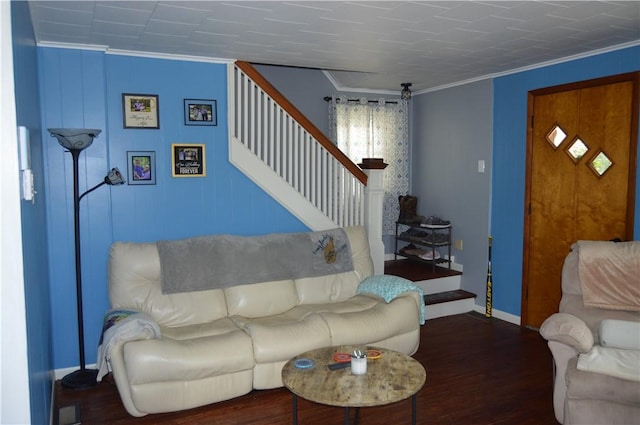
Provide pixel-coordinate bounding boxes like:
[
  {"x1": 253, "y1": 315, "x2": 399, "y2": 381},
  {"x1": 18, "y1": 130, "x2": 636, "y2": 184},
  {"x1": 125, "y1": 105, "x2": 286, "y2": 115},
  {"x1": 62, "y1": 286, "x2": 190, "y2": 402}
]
[
  {"x1": 49, "y1": 128, "x2": 101, "y2": 150},
  {"x1": 106, "y1": 168, "x2": 125, "y2": 185}
]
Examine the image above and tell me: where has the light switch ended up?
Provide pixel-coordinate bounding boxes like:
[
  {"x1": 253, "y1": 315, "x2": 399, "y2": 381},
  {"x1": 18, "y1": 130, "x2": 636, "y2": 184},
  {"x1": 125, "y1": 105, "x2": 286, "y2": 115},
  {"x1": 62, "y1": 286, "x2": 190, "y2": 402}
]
[
  {"x1": 478, "y1": 160, "x2": 485, "y2": 173},
  {"x1": 22, "y1": 169, "x2": 35, "y2": 202}
]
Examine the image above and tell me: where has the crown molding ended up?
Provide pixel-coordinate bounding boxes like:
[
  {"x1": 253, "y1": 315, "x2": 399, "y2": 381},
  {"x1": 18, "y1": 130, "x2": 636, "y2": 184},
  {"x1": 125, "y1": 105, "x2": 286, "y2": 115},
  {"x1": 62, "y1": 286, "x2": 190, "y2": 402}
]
[
  {"x1": 37, "y1": 39, "x2": 640, "y2": 94},
  {"x1": 35, "y1": 41, "x2": 234, "y2": 64},
  {"x1": 37, "y1": 41, "x2": 108, "y2": 51},
  {"x1": 324, "y1": 40, "x2": 640, "y2": 96},
  {"x1": 105, "y1": 49, "x2": 233, "y2": 64},
  {"x1": 415, "y1": 40, "x2": 640, "y2": 95}
]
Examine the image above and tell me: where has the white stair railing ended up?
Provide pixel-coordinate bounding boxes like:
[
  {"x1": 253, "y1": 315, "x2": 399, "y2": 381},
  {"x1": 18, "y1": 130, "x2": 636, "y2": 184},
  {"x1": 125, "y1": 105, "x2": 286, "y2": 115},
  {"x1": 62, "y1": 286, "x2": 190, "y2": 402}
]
[{"x1": 228, "y1": 61, "x2": 366, "y2": 230}]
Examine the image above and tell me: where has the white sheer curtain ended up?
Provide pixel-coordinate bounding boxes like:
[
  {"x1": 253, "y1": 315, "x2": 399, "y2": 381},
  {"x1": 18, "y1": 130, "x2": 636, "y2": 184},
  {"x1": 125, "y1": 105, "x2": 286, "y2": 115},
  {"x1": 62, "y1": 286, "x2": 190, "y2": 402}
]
[{"x1": 328, "y1": 96, "x2": 409, "y2": 236}]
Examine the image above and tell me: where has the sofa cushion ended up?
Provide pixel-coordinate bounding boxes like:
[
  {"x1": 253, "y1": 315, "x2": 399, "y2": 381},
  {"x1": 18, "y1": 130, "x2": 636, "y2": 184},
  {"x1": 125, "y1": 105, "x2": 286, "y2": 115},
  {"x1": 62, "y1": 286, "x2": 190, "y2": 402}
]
[
  {"x1": 123, "y1": 327, "x2": 254, "y2": 385},
  {"x1": 577, "y1": 346, "x2": 640, "y2": 382},
  {"x1": 318, "y1": 294, "x2": 420, "y2": 346},
  {"x1": 231, "y1": 312, "x2": 331, "y2": 363},
  {"x1": 295, "y1": 272, "x2": 361, "y2": 304},
  {"x1": 225, "y1": 279, "x2": 298, "y2": 318},
  {"x1": 160, "y1": 317, "x2": 242, "y2": 340},
  {"x1": 566, "y1": 357, "x2": 640, "y2": 405},
  {"x1": 600, "y1": 319, "x2": 640, "y2": 350},
  {"x1": 297, "y1": 294, "x2": 380, "y2": 315},
  {"x1": 109, "y1": 242, "x2": 228, "y2": 327}
]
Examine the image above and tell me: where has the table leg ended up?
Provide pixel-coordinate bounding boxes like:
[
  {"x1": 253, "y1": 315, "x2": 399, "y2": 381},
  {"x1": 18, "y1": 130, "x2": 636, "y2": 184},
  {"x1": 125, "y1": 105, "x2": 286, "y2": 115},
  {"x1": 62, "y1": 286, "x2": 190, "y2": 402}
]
[
  {"x1": 292, "y1": 394, "x2": 298, "y2": 425},
  {"x1": 412, "y1": 394, "x2": 417, "y2": 425},
  {"x1": 353, "y1": 407, "x2": 360, "y2": 425},
  {"x1": 344, "y1": 407, "x2": 350, "y2": 425}
]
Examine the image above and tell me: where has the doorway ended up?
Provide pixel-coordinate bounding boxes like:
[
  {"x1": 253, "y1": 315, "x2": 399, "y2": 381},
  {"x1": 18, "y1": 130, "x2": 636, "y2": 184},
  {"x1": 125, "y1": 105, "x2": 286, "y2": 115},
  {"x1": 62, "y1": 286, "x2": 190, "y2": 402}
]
[{"x1": 522, "y1": 72, "x2": 639, "y2": 329}]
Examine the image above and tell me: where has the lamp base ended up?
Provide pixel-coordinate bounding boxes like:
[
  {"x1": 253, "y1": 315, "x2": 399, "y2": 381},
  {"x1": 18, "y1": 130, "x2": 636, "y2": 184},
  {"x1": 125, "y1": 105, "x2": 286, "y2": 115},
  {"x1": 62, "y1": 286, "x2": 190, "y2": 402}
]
[{"x1": 61, "y1": 368, "x2": 98, "y2": 390}]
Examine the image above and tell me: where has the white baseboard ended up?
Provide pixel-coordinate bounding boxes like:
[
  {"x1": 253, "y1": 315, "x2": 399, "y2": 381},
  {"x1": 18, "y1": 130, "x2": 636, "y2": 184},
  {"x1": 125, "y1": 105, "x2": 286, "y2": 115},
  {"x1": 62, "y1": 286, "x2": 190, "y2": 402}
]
[{"x1": 472, "y1": 305, "x2": 521, "y2": 325}]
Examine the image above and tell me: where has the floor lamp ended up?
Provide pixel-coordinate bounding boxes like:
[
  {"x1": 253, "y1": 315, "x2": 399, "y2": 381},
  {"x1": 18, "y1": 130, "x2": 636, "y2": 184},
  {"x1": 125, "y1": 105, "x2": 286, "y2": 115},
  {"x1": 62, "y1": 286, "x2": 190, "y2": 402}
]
[{"x1": 49, "y1": 128, "x2": 125, "y2": 390}]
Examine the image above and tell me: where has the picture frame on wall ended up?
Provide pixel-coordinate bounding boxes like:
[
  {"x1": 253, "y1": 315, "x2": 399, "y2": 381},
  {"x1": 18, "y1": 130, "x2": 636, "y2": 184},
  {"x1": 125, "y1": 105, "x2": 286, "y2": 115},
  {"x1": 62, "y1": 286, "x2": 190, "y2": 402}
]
[
  {"x1": 171, "y1": 143, "x2": 206, "y2": 177},
  {"x1": 184, "y1": 99, "x2": 217, "y2": 126},
  {"x1": 123, "y1": 93, "x2": 159, "y2": 129},
  {"x1": 127, "y1": 151, "x2": 156, "y2": 185}
]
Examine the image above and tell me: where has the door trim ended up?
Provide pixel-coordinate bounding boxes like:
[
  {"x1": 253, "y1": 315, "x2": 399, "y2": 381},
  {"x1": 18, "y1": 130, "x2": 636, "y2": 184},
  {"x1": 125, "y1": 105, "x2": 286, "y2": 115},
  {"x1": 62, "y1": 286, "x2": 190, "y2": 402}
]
[{"x1": 521, "y1": 72, "x2": 639, "y2": 327}]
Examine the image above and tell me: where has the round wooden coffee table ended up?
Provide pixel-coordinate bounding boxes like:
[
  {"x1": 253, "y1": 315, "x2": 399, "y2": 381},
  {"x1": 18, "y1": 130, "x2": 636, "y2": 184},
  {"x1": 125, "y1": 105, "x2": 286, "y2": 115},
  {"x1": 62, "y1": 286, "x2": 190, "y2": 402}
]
[{"x1": 282, "y1": 345, "x2": 426, "y2": 425}]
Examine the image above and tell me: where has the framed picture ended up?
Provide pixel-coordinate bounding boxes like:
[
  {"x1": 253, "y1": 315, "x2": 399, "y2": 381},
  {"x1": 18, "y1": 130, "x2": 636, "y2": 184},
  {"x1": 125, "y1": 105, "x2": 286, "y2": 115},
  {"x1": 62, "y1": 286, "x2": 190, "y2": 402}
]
[
  {"x1": 127, "y1": 151, "x2": 156, "y2": 185},
  {"x1": 172, "y1": 144, "x2": 206, "y2": 177},
  {"x1": 184, "y1": 99, "x2": 217, "y2": 126},
  {"x1": 122, "y1": 93, "x2": 159, "y2": 129}
]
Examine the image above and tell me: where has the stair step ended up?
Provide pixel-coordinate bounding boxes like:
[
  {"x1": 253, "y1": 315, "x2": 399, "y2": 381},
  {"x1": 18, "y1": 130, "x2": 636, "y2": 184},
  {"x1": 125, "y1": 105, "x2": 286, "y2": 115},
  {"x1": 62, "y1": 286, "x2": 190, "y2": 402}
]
[
  {"x1": 384, "y1": 259, "x2": 461, "y2": 282},
  {"x1": 424, "y1": 289, "x2": 477, "y2": 306}
]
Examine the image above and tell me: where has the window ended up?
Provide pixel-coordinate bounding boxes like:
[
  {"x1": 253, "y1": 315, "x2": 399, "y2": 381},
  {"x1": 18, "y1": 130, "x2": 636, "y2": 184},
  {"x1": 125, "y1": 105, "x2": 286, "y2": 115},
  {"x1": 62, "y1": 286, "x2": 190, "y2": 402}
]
[{"x1": 329, "y1": 97, "x2": 409, "y2": 236}]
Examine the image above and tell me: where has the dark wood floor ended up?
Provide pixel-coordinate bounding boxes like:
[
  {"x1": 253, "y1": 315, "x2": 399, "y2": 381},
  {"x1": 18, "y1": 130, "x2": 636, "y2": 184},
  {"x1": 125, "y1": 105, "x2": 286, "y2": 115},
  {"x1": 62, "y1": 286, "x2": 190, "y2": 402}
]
[{"x1": 54, "y1": 312, "x2": 558, "y2": 425}]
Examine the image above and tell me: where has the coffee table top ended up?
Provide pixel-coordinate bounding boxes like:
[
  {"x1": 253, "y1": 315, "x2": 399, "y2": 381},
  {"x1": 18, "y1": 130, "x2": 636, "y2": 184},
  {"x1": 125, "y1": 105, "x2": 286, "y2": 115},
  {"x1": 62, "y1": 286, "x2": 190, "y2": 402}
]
[{"x1": 282, "y1": 345, "x2": 426, "y2": 408}]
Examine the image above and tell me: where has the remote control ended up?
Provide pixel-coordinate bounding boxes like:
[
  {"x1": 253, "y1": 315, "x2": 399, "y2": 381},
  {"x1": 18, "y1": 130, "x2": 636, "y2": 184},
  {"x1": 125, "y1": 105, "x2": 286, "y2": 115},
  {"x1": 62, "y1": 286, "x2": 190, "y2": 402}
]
[{"x1": 327, "y1": 362, "x2": 350, "y2": 370}]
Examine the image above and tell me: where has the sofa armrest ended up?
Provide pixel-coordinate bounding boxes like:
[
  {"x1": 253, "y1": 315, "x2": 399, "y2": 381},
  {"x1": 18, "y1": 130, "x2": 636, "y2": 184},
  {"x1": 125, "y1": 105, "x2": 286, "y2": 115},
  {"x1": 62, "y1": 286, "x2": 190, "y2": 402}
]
[
  {"x1": 540, "y1": 312, "x2": 594, "y2": 353},
  {"x1": 97, "y1": 308, "x2": 161, "y2": 382},
  {"x1": 357, "y1": 275, "x2": 426, "y2": 324}
]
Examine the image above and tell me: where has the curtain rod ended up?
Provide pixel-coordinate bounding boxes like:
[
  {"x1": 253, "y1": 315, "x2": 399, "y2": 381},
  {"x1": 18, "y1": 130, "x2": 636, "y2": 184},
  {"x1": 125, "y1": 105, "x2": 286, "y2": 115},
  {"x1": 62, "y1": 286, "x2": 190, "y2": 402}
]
[{"x1": 323, "y1": 96, "x2": 398, "y2": 104}]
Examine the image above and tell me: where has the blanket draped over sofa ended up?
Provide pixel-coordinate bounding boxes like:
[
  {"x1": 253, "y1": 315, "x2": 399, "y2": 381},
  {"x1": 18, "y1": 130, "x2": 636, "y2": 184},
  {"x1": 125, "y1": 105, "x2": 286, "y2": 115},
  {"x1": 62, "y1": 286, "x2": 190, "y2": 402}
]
[
  {"x1": 577, "y1": 240, "x2": 640, "y2": 311},
  {"x1": 157, "y1": 228, "x2": 353, "y2": 294},
  {"x1": 96, "y1": 309, "x2": 160, "y2": 381}
]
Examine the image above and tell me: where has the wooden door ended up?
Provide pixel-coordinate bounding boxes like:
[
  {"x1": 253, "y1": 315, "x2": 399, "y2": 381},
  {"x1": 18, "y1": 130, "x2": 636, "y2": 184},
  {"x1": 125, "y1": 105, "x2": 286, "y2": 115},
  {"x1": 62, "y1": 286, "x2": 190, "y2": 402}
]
[{"x1": 523, "y1": 73, "x2": 638, "y2": 329}]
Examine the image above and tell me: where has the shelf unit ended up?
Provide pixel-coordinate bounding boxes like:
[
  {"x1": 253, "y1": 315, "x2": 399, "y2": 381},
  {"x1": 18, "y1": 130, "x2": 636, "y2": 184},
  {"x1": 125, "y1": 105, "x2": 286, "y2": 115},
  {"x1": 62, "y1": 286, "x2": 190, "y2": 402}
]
[{"x1": 394, "y1": 221, "x2": 452, "y2": 270}]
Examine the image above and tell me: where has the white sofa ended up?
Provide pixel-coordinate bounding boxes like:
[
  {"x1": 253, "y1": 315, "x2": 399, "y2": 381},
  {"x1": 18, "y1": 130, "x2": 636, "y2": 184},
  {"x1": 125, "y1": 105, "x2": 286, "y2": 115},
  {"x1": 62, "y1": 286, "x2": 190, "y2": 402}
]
[{"x1": 104, "y1": 226, "x2": 422, "y2": 417}]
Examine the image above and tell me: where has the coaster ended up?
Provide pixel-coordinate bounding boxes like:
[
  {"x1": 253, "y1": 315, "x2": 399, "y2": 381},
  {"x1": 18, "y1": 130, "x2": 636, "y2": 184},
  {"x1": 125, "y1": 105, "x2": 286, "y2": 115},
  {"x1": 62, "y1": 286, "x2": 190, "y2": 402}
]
[
  {"x1": 332, "y1": 352, "x2": 351, "y2": 363},
  {"x1": 366, "y1": 349, "x2": 382, "y2": 360},
  {"x1": 294, "y1": 358, "x2": 314, "y2": 369}
]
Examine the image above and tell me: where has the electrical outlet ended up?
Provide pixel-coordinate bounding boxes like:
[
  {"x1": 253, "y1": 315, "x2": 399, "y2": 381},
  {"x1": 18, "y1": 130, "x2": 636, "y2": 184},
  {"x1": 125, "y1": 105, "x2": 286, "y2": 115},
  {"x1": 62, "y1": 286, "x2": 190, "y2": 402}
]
[{"x1": 455, "y1": 240, "x2": 463, "y2": 250}]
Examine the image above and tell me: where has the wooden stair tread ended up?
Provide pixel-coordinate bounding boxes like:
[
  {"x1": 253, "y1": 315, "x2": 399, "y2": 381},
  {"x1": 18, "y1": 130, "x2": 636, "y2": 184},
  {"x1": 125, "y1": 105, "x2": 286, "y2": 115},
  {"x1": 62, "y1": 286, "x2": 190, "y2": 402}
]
[
  {"x1": 384, "y1": 259, "x2": 461, "y2": 282},
  {"x1": 424, "y1": 289, "x2": 476, "y2": 305}
]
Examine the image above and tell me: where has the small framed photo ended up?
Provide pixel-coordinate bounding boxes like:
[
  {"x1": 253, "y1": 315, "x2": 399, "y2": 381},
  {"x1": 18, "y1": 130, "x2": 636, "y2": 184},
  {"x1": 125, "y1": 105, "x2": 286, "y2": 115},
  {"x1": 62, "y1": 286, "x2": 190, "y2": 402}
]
[
  {"x1": 172, "y1": 144, "x2": 206, "y2": 177},
  {"x1": 127, "y1": 151, "x2": 156, "y2": 185},
  {"x1": 123, "y1": 93, "x2": 159, "y2": 129},
  {"x1": 184, "y1": 99, "x2": 217, "y2": 126}
]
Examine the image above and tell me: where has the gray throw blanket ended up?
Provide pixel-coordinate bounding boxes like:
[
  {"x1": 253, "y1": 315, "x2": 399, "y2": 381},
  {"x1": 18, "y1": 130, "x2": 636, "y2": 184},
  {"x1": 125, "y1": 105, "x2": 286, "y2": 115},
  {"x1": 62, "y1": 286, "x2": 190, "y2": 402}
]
[{"x1": 157, "y1": 228, "x2": 353, "y2": 294}]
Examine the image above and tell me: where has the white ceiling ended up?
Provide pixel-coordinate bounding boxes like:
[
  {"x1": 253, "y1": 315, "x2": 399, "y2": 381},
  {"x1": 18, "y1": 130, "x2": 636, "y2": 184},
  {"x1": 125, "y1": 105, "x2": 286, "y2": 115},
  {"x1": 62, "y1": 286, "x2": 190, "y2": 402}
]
[{"x1": 28, "y1": 1, "x2": 640, "y2": 94}]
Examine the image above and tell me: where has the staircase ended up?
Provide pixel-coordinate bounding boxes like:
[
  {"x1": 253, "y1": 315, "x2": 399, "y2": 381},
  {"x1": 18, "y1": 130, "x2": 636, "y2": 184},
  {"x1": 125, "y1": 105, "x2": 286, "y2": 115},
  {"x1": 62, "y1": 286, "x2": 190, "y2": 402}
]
[
  {"x1": 227, "y1": 61, "x2": 474, "y2": 319},
  {"x1": 227, "y1": 61, "x2": 367, "y2": 230},
  {"x1": 385, "y1": 259, "x2": 476, "y2": 320}
]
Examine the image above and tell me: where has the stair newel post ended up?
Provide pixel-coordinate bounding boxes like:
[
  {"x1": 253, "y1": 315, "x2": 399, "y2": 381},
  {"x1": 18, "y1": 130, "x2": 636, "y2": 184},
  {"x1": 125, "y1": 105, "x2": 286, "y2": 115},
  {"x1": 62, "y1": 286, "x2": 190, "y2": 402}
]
[{"x1": 359, "y1": 158, "x2": 387, "y2": 276}]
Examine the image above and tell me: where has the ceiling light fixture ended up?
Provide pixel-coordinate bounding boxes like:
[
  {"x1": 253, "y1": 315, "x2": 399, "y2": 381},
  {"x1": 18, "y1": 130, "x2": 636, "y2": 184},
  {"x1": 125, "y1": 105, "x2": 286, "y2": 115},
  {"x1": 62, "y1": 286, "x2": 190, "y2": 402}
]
[{"x1": 401, "y1": 83, "x2": 412, "y2": 100}]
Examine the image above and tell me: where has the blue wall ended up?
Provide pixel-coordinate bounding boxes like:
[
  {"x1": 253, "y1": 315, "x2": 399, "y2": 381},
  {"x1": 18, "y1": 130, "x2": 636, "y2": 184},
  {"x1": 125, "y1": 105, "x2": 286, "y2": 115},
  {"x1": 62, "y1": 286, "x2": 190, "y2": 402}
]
[
  {"x1": 12, "y1": 1, "x2": 52, "y2": 423},
  {"x1": 39, "y1": 50, "x2": 307, "y2": 369},
  {"x1": 491, "y1": 46, "x2": 640, "y2": 317}
]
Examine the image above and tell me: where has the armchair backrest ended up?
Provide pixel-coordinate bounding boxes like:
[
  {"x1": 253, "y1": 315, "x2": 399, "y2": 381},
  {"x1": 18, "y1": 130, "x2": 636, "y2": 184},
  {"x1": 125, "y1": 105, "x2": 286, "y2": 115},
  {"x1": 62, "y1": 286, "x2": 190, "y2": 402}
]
[{"x1": 559, "y1": 242, "x2": 640, "y2": 343}]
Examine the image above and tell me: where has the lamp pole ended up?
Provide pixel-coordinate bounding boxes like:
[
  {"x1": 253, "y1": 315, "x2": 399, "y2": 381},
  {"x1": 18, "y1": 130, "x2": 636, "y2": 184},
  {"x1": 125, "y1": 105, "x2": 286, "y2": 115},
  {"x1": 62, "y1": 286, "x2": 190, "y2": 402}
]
[
  {"x1": 49, "y1": 128, "x2": 124, "y2": 390},
  {"x1": 61, "y1": 147, "x2": 98, "y2": 389}
]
